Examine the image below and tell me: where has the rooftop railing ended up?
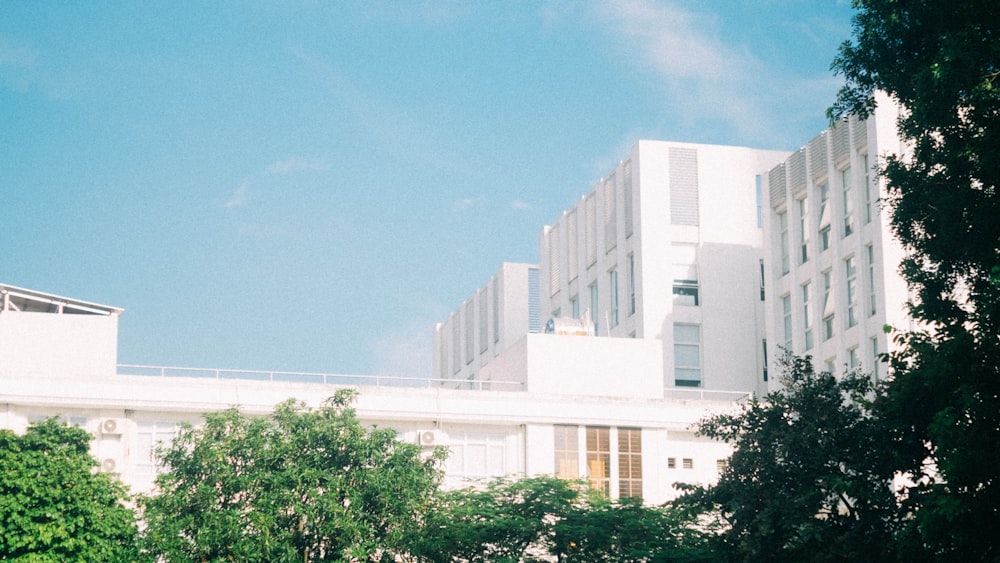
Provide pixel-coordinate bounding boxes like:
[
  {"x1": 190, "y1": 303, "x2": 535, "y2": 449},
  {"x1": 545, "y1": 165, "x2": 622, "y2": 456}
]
[{"x1": 117, "y1": 364, "x2": 525, "y2": 391}]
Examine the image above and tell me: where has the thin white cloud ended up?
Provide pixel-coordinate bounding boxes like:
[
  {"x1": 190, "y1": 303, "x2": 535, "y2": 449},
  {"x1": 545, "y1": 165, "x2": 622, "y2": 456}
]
[
  {"x1": 224, "y1": 183, "x2": 248, "y2": 209},
  {"x1": 594, "y1": 0, "x2": 837, "y2": 147},
  {"x1": 511, "y1": 199, "x2": 531, "y2": 210},
  {"x1": 453, "y1": 198, "x2": 475, "y2": 210}
]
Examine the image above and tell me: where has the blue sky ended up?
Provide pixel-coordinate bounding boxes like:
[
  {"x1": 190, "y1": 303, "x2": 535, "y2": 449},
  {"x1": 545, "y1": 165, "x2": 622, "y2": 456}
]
[{"x1": 2, "y1": 1, "x2": 855, "y2": 378}]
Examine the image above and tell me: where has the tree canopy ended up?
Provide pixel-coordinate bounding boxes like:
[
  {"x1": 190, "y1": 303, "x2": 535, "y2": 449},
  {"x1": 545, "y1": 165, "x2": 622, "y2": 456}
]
[
  {"x1": 0, "y1": 419, "x2": 139, "y2": 562},
  {"x1": 831, "y1": 1, "x2": 1000, "y2": 558},
  {"x1": 140, "y1": 389, "x2": 445, "y2": 562},
  {"x1": 678, "y1": 356, "x2": 896, "y2": 562}
]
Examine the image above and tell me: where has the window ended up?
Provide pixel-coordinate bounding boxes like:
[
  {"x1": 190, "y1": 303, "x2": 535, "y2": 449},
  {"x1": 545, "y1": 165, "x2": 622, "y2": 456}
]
[
  {"x1": 627, "y1": 253, "x2": 636, "y2": 316},
  {"x1": 446, "y1": 431, "x2": 507, "y2": 484},
  {"x1": 797, "y1": 196, "x2": 809, "y2": 263},
  {"x1": 825, "y1": 358, "x2": 836, "y2": 375},
  {"x1": 862, "y1": 154, "x2": 873, "y2": 225},
  {"x1": 781, "y1": 294, "x2": 792, "y2": 351},
  {"x1": 135, "y1": 420, "x2": 178, "y2": 476},
  {"x1": 846, "y1": 256, "x2": 858, "y2": 328},
  {"x1": 552, "y1": 308, "x2": 561, "y2": 320},
  {"x1": 848, "y1": 346, "x2": 859, "y2": 370},
  {"x1": 672, "y1": 245, "x2": 699, "y2": 306},
  {"x1": 759, "y1": 259, "x2": 766, "y2": 301},
  {"x1": 618, "y1": 428, "x2": 642, "y2": 499},
  {"x1": 667, "y1": 457, "x2": 677, "y2": 469},
  {"x1": 609, "y1": 268, "x2": 619, "y2": 328},
  {"x1": 842, "y1": 166, "x2": 854, "y2": 237},
  {"x1": 762, "y1": 339, "x2": 769, "y2": 382},
  {"x1": 586, "y1": 427, "x2": 611, "y2": 497},
  {"x1": 866, "y1": 244, "x2": 877, "y2": 317},
  {"x1": 822, "y1": 270, "x2": 835, "y2": 341},
  {"x1": 554, "y1": 425, "x2": 579, "y2": 478},
  {"x1": 779, "y1": 211, "x2": 790, "y2": 275},
  {"x1": 818, "y1": 183, "x2": 831, "y2": 251},
  {"x1": 716, "y1": 459, "x2": 728, "y2": 473},
  {"x1": 682, "y1": 458, "x2": 694, "y2": 469},
  {"x1": 589, "y1": 282, "x2": 599, "y2": 335},
  {"x1": 802, "y1": 282, "x2": 813, "y2": 350},
  {"x1": 570, "y1": 295, "x2": 580, "y2": 319},
  {"x1": 674, "y1": 324, "x2": 701, "y2": 387}
]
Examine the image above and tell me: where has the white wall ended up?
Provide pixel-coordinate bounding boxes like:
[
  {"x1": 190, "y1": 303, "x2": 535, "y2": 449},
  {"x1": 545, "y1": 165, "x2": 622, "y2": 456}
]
[{"x1": 0, "y1": 312, "x2": 118, "y2": 379}]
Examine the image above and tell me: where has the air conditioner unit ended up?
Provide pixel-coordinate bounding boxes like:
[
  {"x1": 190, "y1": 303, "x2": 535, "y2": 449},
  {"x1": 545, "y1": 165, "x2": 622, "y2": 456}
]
[
  {"x1": 101, "y1": 418, "x2": 124, "y2": 435},
  {"x1": 417, "y1": 430, "x2": 448, "y2": 447},
  {"x1": 101, "y1": 457, "x2": 119, "y2": 473}
]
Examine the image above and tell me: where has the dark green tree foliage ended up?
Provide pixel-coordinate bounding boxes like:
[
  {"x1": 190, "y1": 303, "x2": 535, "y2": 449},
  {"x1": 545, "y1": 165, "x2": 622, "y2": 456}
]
[
  {"x1": 140, "y1": 389, "x2": 444, "y2": 562},
  {"x1": 409, "y1": 476, "x2": 712, "y2": 563},
  {"x1": 831, "y1": 1, "x2": 1000, "y2": 558},
  {"x1": 0, "y1": 418, "x2": 140, "y2": 562},
  {"x1": 681, "y1": 356, "x2": 896, "y2": 562}
]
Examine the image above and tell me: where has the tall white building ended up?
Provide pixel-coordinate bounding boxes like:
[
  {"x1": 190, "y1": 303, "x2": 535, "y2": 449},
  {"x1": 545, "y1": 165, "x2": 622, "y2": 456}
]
[
  {"x1": 763, "y1": 95, "x2": 911, "y2": 384},
  {"x1": 2, "y1": 100, "x2": 914, "y2": 507}
]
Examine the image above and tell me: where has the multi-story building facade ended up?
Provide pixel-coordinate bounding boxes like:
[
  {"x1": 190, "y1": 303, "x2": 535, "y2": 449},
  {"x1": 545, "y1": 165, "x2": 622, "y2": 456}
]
[
  {"x1": 2, "y1": 99, "x2": 913, "y2": 508},
  {"x1": 763, "y1": 94, "x2": 911, "y2": 384}
]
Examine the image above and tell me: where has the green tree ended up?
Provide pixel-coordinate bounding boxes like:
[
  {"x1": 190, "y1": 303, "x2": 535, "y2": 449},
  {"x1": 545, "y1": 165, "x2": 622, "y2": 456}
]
[
  {"x1": 409, "y1": 476, "x2": 711, "y2": 563},
  {"x1": 140, "y1": 389, "x2": 445, "y2": 562},
  {"x1": 0, "y1": 418, "x2": 140, "y2": 562},
  {"x1": 831, "y1": 1, "x2": 1000, "y2": 558},
  {"x1": 679, "y1": 356, "x2": 896, "y2": 562}
]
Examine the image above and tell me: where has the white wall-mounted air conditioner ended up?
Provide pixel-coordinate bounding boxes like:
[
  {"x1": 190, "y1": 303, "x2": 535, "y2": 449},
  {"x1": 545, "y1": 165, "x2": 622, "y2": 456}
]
[
  {"x1": 417, "y1": 430, "x2": 448, "y2": 446},
  {"x1": 101, "y1": 418, "x2": 124, "y2": 435}
]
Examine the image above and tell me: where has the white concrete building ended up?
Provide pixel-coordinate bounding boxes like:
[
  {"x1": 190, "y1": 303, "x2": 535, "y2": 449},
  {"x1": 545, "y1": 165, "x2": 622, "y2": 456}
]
[
  {"x1": 433, "y1": 262, "x2": 539, "y2": 387},
  {"x1": 0, "y1": 283, "x2": 738, "y2": 504},
  {"x1": 762, "y1": 96, "x2": 912, "y2": 384}
]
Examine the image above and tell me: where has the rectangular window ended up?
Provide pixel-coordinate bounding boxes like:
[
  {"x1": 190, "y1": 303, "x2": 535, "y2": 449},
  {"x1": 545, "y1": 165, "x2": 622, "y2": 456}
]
[
  {"x1": 781, "y1": 294, "x2": 793, "y2": 351},
  {"x1": 135, "y1": 420, "x2": 178, "y2": 476},
  {"x1": 842, "y1": 166, "x2": 855, "y2": 237},
  {"x1": 866, "y1": 244, "x2": 877, "y2": 317},
  {"x1": 570, "y1": 295, "x2": 580, "y2": 319},
  {"x1": 590, "y1": 282, "x2": 599, "y2": 335},
  {"x1": 779, "y1": 211, "x2": 790, "y2": 275},
  {"x1": 797, "y1": 196, "x2": 809, "y2": 264},
  {"x1": 682, "y1": 458, "x2": 694, "y2": 470},
  {"x1": 822, "y1": 270, "x2": 835, "y2": 341},
  {"x1": 586, "y1": 427, "x2": 611, "y2": 497},
  {"x1": 618, "y1": 428, "x2": 642, "y2": 499},
  {"x1": 554, "y1": 425, "x2": 579, "y2": 478},
  {"x1": 667, "y1": 457, "x2": 676, "y2": 469},
  {"x1": 627, "y1": 253, "x2": 636, "y2": 316},
  {"x1": 609, "y1": 268, "x2": 619, "y2": 328},
  {"x1": 846, "y1": 256, "x2": 858, "y2": 328},
  {"x1": 818, "y1": 183, "x2": 831, "y2": 251},
  {"x1": 862, "y1": 154, "x2": 873, "y2": 225},
  {"x1": 825, "y1": 358, "x2": 837, "y2": 375},
  {"x1": 762, "y1": 339, "x2": 769, "y2": 382},
  {"x1": 445, "y1": 431, "x2": 507, "y2": 483},
  {"x1": 848, "y1": 346, "x2": 859, "y2": 370},
  {"x1": 802, "y1": 282, "x2": 813, "y2": 351},
  {"x1": 672, "y1": 245, "x2": 699, "y2": 306},
  {"x1": 759, "y1": 259, "x2": 766, "y2": 301},
  {"x1": 674, "y1": 324, "x2": 701, "y2": 387}
]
